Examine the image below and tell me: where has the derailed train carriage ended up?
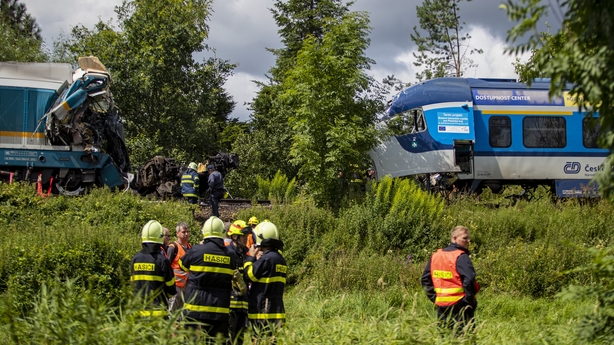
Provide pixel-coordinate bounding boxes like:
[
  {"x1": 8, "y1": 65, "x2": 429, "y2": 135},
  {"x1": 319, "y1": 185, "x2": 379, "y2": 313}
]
[
  {"x1": 369, "y1": 78, "x2": 608, "y2": 197},
  {"x1": 0, "y1": 58, "x2": 130, "y2": 195}
]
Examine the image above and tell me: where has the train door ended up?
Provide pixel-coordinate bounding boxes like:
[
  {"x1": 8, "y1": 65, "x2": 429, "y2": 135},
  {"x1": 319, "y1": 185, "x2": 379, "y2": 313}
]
[{"x1": 454, "y1": 139, "x2": 474, "y2": 179}]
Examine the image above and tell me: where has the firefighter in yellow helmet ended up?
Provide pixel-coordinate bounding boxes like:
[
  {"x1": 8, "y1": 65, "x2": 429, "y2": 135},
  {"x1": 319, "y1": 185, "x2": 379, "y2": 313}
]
[
  {"x1": 226, "y1": 220, "x2": 250, "y2": 344},
  {"x1": 130, "y1": 220, "x2": 176, "y2": 317},
  {"x1": 245, "y1": 216, "x2": 259, "y2": 253},
  {"x1": 245, "y1": 220, "x2": 287, "y2": 341},
  {"x1": 179, "y1": 216, "x2": 246, "y2": 340}
]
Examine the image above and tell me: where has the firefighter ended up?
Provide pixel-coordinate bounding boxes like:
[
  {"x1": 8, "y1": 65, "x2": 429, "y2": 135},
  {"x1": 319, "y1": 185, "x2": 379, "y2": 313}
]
[
  {"x1": 226, "y1": 221, "x2": 250, "y2": 344},
  {"x1": 179, "y1": 216, "x2": 246, "y2": 341},
  {"x1": 167, "y1": 222, "x2": 192, "y2": 316},
  {"x1": 245, "y1": 216, "x2": 258, "y2": 253},
  {"x1": 130, "y1": 220, "x2": 176, "y2": 317},
  {"x1": 245, "y1": 221, "x2": 287, "y2": 342},
  {"x1": 182, "y1": 162, "x2": 200, "y2": 204},
  {"x1": 421, "y1": 225, "x2": 480, "y2": 332}
]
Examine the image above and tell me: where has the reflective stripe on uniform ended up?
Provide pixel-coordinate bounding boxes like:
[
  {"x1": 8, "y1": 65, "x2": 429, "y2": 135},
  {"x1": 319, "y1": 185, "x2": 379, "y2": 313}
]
[
  {"x1": 246, "y1": 265, "x2": 286, "y2": 284},
  {"x1": 435, "y1": 295, "x2": 464, "y2": 303},
  {"x1": 165, "y1": 276, "x2": 176, "y2": 286},
  {"x1": 188, "y1": 265, "x2": 234, "y2": 275},
  {"x1": 184, "y1": 303, "x2": 230, "y2": 314},
  {"x1": 230, "y1": 300, "x2": 249, "y2": 309},
  {"x1": 248, "y1": 313, "x2": 286, "y2": 320},
  {"x1": 131, "y1": 275, "x2": 164, "y2": 282},
  {"x1": 139, "y1": 310, "x2": 168, "y2": 317},
  {"x1": 434, "y1": 287, "x2": 464, "y2": 294}
]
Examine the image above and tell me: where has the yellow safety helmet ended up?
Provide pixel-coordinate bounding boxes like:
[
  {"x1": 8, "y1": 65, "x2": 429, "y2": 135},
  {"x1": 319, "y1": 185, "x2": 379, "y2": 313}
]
[
  {"x1": 228, "y1": 220, "x2": 248, "y2": 236},
  {"x1": 188, "y1": 162, "x2": 198, "y2": 171},
  {"x1": 248, "y1": 216, "x2": 259, "y2": 226},
  {"x1": 253, "y1": 220, "x2": 283, "y2": 249},
  {"x1": 202, "y1": 216, "x2": 225, "y2": 239},
  {"x1": 141, "y1": 220, "x2": 164, "y2": 244}
]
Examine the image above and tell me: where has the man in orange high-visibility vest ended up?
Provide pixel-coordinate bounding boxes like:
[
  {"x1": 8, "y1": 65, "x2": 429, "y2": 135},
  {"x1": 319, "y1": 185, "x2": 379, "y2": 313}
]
[{"x1": 422, "y1": 225, "x2": 480, "y2": 331}]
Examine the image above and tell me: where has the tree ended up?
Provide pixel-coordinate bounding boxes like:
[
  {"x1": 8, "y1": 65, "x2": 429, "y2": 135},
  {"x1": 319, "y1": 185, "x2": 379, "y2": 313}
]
[
  {"x1": 0, "y1": 0, "x2": 46, "y2": 62},
  {"x1": 280, "y1": 11, "x2": 383, "y2": 207},
  {"x1": 52, "y1": 0, "x2": 235, "y2": 166},
  {"x1": 410, "y1": 0, "x2": 482, "y2": 81},
  {"x1": 502, "y1": 1, "x2": 614, "y2": 341},
  {"x1": 229, "y1": 0, "x2": 353, "y2": 196},
  {"x1": 502, "y1": 0, "x2": 614, "y2": 199}
]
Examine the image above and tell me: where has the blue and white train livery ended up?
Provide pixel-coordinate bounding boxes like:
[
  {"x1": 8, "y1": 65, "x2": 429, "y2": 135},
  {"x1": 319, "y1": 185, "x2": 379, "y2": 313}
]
[{"x1": 369, "y1": 78, "x2": 607, "y2": 197}]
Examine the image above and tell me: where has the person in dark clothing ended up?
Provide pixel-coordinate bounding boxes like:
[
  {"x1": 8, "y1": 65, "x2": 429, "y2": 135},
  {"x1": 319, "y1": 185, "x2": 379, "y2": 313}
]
[
  {"x1": 179, "y1": 216, "x2": 246, "y2": 343},
  {"x1": 245, "y1": 221, "x2": 287, "y2": 343},
  {"x1": 182, "y1": 162, "x2": 200, "y2": 204},
  {"x1": 207, "y1": 164, "x2": 225, "y2": 217},
  {"x1": 130, "y1": 220, "x2": 176, "y2": 317},
  {"x1": 226, "y1": 223, "x2": 250, "y2": 345},
  {"x1": 421, "y1": 225, "x2": 480, "y2": 332}
]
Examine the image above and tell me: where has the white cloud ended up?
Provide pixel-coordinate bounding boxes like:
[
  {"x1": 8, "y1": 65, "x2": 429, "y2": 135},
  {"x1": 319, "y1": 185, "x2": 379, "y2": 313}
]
[{"x1": 224, "y1": 72, "x2": 266, "y2": 121}]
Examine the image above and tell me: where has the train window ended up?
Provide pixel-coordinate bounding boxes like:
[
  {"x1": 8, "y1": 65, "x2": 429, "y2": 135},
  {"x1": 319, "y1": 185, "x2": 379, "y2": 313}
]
[
  {"x1": 582, "y1": 117, "x2": 601, "y2": 148},
  {"x1": 522, "y1": 117, "x2": 566, "y2": 148},
  {"x1": 385, "y1": 108, "x2": 426, "y2": 136},
  {"x1": 489, "y1": 116, "x2": 511, "y2": 148}
]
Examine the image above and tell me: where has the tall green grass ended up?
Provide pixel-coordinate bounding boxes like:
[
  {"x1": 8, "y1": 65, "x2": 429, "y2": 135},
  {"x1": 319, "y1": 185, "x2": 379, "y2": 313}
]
[{"x1": 1, "y1": 179, "x2": 613, "y2": 343}]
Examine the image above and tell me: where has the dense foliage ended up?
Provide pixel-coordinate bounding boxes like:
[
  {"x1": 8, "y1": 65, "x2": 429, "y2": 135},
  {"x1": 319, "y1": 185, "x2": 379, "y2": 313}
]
[
  {"x1": 0, "y1": 181, "x2": 612, "y2": 343},
  {"x1": 0, "y1": 0, "x2": 46, "y2": 62}
]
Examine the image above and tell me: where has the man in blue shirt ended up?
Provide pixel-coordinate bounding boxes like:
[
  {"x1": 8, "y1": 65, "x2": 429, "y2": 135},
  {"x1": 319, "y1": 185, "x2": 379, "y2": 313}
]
[{"x1": 207, "y1": 164, "x2": 225, "y2": 217}]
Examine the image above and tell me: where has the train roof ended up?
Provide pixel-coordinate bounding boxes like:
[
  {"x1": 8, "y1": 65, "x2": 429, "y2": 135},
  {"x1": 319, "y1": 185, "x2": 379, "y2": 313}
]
[
  {"x1": 0, "y1": 62, "x2": 73, "y2": 90},
  {"x1": 386, "y1": 77, "x2": 555, "y2": 117}
]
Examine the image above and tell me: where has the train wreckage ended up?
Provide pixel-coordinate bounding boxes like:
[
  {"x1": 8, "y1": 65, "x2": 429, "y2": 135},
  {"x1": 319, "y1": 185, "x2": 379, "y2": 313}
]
[{"x1": 0, "y1": 57, "x2": 238, "y2": 198}]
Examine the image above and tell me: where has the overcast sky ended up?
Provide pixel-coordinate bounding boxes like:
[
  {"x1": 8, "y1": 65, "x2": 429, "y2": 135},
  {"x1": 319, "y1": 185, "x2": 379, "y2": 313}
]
[{"x1": 22, "y1": 0, "x2": 558, "y2": 121}]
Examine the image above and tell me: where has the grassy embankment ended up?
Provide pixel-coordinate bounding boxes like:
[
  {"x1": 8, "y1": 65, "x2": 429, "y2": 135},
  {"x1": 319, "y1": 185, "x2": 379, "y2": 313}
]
[{"x1": 0, "y1": 179, "x2": 611, "y2": 344}]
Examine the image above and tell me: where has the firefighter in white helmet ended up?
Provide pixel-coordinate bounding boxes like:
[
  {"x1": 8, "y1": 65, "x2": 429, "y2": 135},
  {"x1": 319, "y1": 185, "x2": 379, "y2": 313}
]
[
  {"x1": 130, "y1": 220, "x2": 176, "y2": 317},
  {"x1": 245, "y1": 220, "x2": 287, "y2": 341},
  {"x1": 179, "y1": 216, "x2": 246, "y2": 340}
]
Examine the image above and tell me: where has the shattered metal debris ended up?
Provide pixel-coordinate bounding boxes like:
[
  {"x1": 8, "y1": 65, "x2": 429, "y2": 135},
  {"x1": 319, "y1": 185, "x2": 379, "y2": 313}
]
[{"x1": 44, "y1": 56, "x2": 131, "y2": 175}]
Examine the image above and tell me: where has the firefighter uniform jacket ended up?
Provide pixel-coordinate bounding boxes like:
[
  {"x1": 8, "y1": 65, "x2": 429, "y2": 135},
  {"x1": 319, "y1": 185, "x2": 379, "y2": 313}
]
[
  {"x1": 421, "y1": 243, "x2": 479, "y2": 308},
  {"x1": 130, "y1": 243, "x2": 176, "y2": 316},
  {"x1": 179, "y1": 238, "x2": 238, "y2": 322},
  {"x1": 244, "y1": 249, "x2": 287, "y2": 323},
  {"x1": 181, "y1": 169, "x2": 200, "y2": 198},
  {"x1": 228, "y1": 242, "x2": 249, "y2": 312}
]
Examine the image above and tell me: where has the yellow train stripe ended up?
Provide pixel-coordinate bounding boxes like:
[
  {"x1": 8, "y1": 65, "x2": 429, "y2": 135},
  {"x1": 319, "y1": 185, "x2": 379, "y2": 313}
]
[
  {"x1": 481, "y1": 110, "x2": 572, "y2": 116},
  {"x1": 0, "y1": 131, "x2": 46, "y2": 138}
]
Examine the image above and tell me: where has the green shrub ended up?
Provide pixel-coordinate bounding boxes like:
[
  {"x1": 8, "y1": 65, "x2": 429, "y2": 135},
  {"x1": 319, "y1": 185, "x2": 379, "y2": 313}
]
[{"x1": 0, "y1": 183, "x2": 199, "y2": 310}]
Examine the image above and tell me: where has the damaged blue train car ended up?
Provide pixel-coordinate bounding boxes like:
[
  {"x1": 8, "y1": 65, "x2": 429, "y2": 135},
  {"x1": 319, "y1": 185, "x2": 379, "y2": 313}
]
[{"x1": 0, "y1": 57, "x2": 130, "y2": 194}]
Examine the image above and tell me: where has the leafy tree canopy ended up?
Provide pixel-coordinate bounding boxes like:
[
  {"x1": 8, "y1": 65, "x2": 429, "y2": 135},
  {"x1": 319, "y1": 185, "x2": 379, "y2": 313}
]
[
  {"x1": 0, "y1": 0, "x2": 46, "y2": 62},
  {"x1": 411, "y1": 0, "x2": 482, "y2": 81},
  {"x1": 280, "y1": 11, "x2": 384, "y2": 207},
  {"x1": 502, "y1": 0, "x2": 614, "y2": 200}
]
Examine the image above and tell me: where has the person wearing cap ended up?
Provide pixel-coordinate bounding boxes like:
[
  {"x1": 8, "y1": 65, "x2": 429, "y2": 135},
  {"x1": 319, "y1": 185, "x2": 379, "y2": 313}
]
[
  {"x1": 245, "y1": 221, "x2": 287, "y2": 341},
  {"x1": 226, "y1": 220, "x2": 250, "y2": 344},
  {"x1": 179, "y1": 216, "x2": 246, "y2": 340},
  {"x1": 182, "y1": 162, "x2": 200, "y2": 204},
  {"x1": 130, "y1": 220, "x2": 176, "y2": 317},
  {"x1": 206, "y1": 164, "x2": 225, "y2": 217}
]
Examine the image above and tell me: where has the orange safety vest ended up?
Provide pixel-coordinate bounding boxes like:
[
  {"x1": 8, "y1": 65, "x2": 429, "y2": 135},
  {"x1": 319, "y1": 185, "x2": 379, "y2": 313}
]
[
  {"x1": 169, "y1": 241, "x2": 192, "y2": 288},
  {"x1": 430, "y1": 249, "x2": 466, "y2": 307}
]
